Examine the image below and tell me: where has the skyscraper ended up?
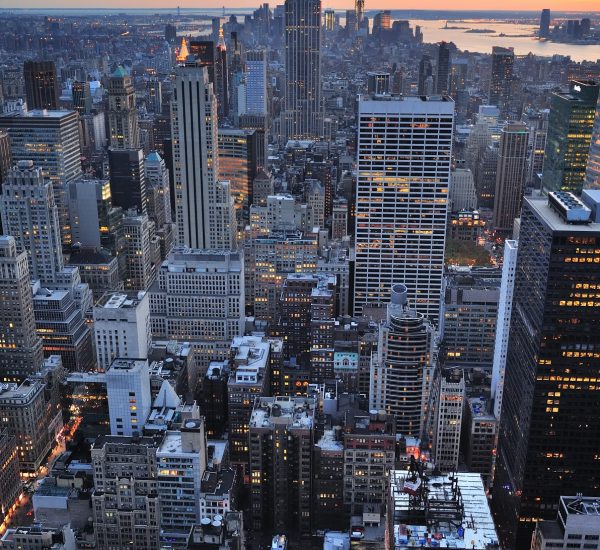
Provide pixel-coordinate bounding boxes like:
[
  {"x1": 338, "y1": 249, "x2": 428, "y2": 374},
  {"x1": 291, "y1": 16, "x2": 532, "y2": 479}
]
[
  {"x1": 492, "y1": 122, "x2": 529, "y2": 233},
  {"x1": 353, "y1": 94, "x2": 454, "y2": 320},
  {"x1": 107, "y1": 66, "x2": 139, "y2": 150},
  {"x1": 0, "y1": 236, "x2": 44, "y2": 382},
  {"x1": 284, "y1": 0, "x2": 323, "y2": 140},
  {"x1": 0, "y1": 109, "x2": 82, "y2": 247},
  {"x1": 585, "y1": 95, "x2": 600, "y2": 190},
  {"x1": 108, "y1": 148, "x2": 147, "y2": 214},
  {"x1": 355, "y1": 0, "x2": 364, "y2": 27},
  {"x1": 171, "y1": 63, "x2": 235, "y2": 249},
  {"x1": 543, "y1": 81, "x2": 599, "y2": 195},
  {"x1": 492, "y1": 192, "x2": 600, "y2": 549},
  {"x1": 417, "y1": 54, "x2": 434, "y2": 96},
  {"x1": 245, "y1": 50, "x2": 268, "y2": 115},
  {"x1": 23, "y1": 60, "x2": 59, "y2": 110},
  {"x1": 72, "y1": 80, "x2": 92, "y2": 116},
  {"x1": 489, "y1": 46, "x2": 514, "y2": 118},
  {"x1": 436, "y1": 42, "x2": 451, "y2": 95},
  {"x1": 215, "y1": 32, "x2": 229, "y2": 119},
  {"x1": 0, "y1": 161, "x2": 63, "y2": 284},
  {"x1": 370, "y1": 284, "x2": 435, "y2": 437},
  {"x1": 539, "y1": 9, "x2": 551, "y2": 38}
]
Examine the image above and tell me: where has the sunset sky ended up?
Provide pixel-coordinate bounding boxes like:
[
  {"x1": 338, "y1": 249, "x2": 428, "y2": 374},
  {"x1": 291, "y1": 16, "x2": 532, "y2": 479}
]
[{"x1": 5, "y1": 0, "x2": 600, "y2": 11}]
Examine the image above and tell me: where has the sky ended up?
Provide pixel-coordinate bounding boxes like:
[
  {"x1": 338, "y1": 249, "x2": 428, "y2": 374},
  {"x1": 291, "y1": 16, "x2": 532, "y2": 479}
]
[{"x1": 4, "y1": 0, "x2": 600, "y2": 11}]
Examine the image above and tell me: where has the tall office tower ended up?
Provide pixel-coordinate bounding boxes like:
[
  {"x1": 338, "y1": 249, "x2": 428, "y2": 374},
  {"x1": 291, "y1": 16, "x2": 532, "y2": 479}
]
[
  {"x1": 157, "y1": 419, "x2": 208, "y2": 547},
  {"x1": 353, "y1": 95, "x2": 454, "y2": 320},
  {"x1": 144, "y1": 151, "x2": 172, "y2": 227},
  {"x1": 436, "y1": 42, "x2": 451, "y2": 95},
  {"x1": 0, "y1": 429, "x2": 21, "y2": 528},
  {"x1": 0, "y1": 236, "x2": 44, "y2": 382},
  {"x1": 366, "y1": 72, "x2": 391, "y2": 95},
  {"x1": 491, "y1": 239, "x2": 518, "y2": 420},
  {"x1": 72, "y1": 80, "x2": 92, "y2": 116},
  {"x1": 0, "y1": 131, "x2": 11, "y2": 188},
  {"x1": 226, "y1": 336, "x2": 272, "y2": 473},
  {"x1": 0, "y1": 109, "x2": 82, "y2": 246},
  {"x1": 323, "y1": 8, "x2": 335, "y2": 31},
  {"x1": 108, "y1": 66, "x2": 139, "y2": 150},
  {"x1": 105, "y1": 358, "x2": 152, "y2": 437},
  {"x1": 492, "y1": 192, "x2": 600, "y2": 549},
  {"x1": 91, "y1": 435, "x2": 161, "y2": 550},
  {"x1": 539, "y1": 8, "x2": 551, "y2": 38},
  {"x1": 218, "y1": 128, "x2": 259, "y2": 229},
  {"x1": 345, "y1": 10, "x2": 357, "y2": 34},
  {"x1": 93, "y1": 292, "x2": 151, "y2": 372},
  {"x1": 108, "y1": 148, "x2": 147, "y2": 215},
  {"x1": 370, "y1": 285, "x2": 435, "y2": 436},
  {"x1": 245, "y1": 50, "x2": 268, "y2": 115},
  {"x1": 417, "y1": 54, "x2": 434, "y2": 96},
  {"x1": 0, "y1": 161, "x2": 63, "y2": 284},
  {"x1": 249, "y1": 397, "x2": 315, "y2": 536},
  {"x1": 146, "y1": 78, "x2": 162, "y2": 114},
  {"x1": 215, "y1": 32, "x2": 229, "y2": 119},
  {"x1": 477, "y1": 143, "x2": 500, "y2": 209},
  {"x1": 149, "y1": 248, "x2": 244, "y2": 371},
  {"x1": 585, "y1": 95, "x2": 600, "y2": 189},
  {"x1": 492, "y1": 122, "x2": 529, "y2": 233},
  {"x1": 23, "y1": 60, "x2": 58, "y2": 110},
  {"x1": 543, "y1": 81, "x2": 599, "y2": 195},
  {"x1": 284, "y1": 0, "x2": 323, "y2": 140},
  {"x1": 442, "y1": 266, "x2": 501, "y2": 370},
  {"x1": 489, "y1": 46, "x2": 514, "y2": 118},
  {"x1": 355, "y1": 0, "x2": 364, "y2": 26},
  {"x1": 522, "y1": 108, "x2": 549, "y2": 186},
  {"x1": 171, "y1": 63, "x2": 235, "y2": 249},
  {"x1": 449, "y1": 168, "x2": 476, "y2": 211},
  {"x1": 122, "y1": 211, "x2": 158, "y2": 292},
  {"x1": 306, "y1": 179, "x2": 325, "y2": 228}
]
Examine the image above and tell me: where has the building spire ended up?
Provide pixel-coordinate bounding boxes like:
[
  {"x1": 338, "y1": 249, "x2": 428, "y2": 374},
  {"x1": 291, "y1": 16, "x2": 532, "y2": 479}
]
[{"x1": 177, "y1": 37, "x2": 189, "y2": 62}]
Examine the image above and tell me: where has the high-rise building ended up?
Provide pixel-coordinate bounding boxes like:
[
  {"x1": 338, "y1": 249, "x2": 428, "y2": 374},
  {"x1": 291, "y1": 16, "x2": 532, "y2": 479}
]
[
  {"x1": 543, "y1": 81, "x2": 600, "y2": 195},
  {"x1": 145, "y1": 78, "x2": 162, "y2": 114},
  {"x1": 284, "y1": 0, "x2": 323, "y2": 140},
  {"x1": 492, "y1": 192, "x2": 600, "y2": 548},
  {"x1": 522, "y1": 108, "x2": 549, "y2": 186},
  {"x1": 72, "y1": 80, "x2": 92, "y2": 116},
  {"x1": 171, "y1": 63, "x2": 235, "y2": 249},
  {"x1": 539, "y1": 9, "x2": 551, "y2": 38},
  {"x1": 355, "y1": 0, "x2": 364, "y2": 27},
  {"x1": 417, "y1": 54, "x2": 434, "y2": 96},
  {"x1": 442, "y1": 266, "x2": 501, "y2": 370},
  {"x1": 108, "y1": 66, "x2": 139, "y2": 150},
  {"x1": 449, "y1": 168, "x2": 477, "y2": 212},
  {"x1": 0, "y1": 428, "x2": 21, "y2": 528},
  {"x1": 431, "y1": 367, "x2": 465, "y2": 472},
  {"x1": 0, "y1": 109, "x2": 82, "y2": 247},
  {"x1": 245, "y1": 50, "x2": 268, "y2": 115},
  {"x1": 0, "y1": 236, "x2": 44, "y2": 382},
  {"x1": 149, "y1": 248, "x2": 245, "y2": 371},
  {"x1": 489, "y1": 47, "x2": 514, "y2": 118},
  {"x1": 215, "y1": 33, "x2": 229, "y2": 119},
  {"x1": 370, "y1": 284, "x2": 435, "y2": 437},
  {"x1": 0, "y1": 161, "x2": 63, "y2": 284},
  {"x1": 93, "y1": 292, "x2": 151, "y2": 372},
  {"x1": 144, "y1": 151, "x2": 173, "y2": 227},
  {"x1": 23, "y1": 60, "x2": 58, "y2": 110},
  {"x1": 122, "y1": 211, "x2": 158, "y2": 292},
  {"x1": 249, "y1": 397, "x2": 315, "y2": 536},
  {"x1": 463, "y1": 397, "x2": 498, "y2": 487},
  {"x1": 492, "y1": 122, "x2": 529, "y2": 233},
  {"x1": 353, "y1": 95, "x2": 454, "y2": 320},
  {"x1": 91, "y1": 435, "x2": 161, "y2": 550},
  {"x1": 218, "y1": 129, "x2": 260, "y2": 229},
  {"x1": 157, "y1": 419, "x2": 208, "y2": 547},
  {"x1": 585, "y1": 95, "x2": 600, "y2": 189},
  {"x1": 367, "y1": 72, "x2": 391, "y2": 95},
  {"x1": 108, "y1": 148, "x2": 147, "y2": 215},
  {"x1": 105, "y1": 358, "x2": 152, "y2": 437},
  {"x1": 436, "y1": 42, "x2": 451, "y2": 95},
  {"x1": 491, "y1": 239, "x2": 518, "y2": 420}
]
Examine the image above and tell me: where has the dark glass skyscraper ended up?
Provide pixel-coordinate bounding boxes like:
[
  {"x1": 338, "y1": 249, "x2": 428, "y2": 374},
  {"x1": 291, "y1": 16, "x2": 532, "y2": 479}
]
[
  {"x1": 23, "y1": 60, "x2": 59, "y2": 110},
  {"x1": 543, "y1": 80, "x2": 600, "y2": 195},
  {"x1": 436, "y1": 42, "x2": 451, "y2": 95},
  {"x1": 492, "y1": 192, "x2": 600, "y2": 549},
  {"x1": 489, "y1": 46, "x2": 514, "y2": 118},
  {"x1": 539, "y1": 9, "x2": 551, "y2": 38}
]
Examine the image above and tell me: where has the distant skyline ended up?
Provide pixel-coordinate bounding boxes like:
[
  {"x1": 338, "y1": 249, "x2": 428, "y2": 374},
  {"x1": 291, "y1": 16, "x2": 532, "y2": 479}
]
[{"x1": 3, "y1": 1, "x2": 600, "y2": 12}]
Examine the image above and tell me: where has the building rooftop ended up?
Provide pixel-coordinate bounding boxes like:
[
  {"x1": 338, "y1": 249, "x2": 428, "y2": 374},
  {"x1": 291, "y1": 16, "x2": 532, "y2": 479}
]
[
  {"x1": 97, "y1": 291, "x2": 146, "y2": 309},
  {"x1": 201, "y1": 468, "x2": 236, "y2": 498},
  {"x1": 249, "y1": 397, "x2": 315, "y2": 430},
  {"x1": 316, "y1": 429, "x2": 344, "y2": 452},
  {"x1": 527, "y1": 193, "x2": 600, "y2": 233}
]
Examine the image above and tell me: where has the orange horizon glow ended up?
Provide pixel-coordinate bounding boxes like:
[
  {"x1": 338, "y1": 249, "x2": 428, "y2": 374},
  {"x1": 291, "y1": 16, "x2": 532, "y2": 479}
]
[{"x1": 5, "y1": 1, "x2": 600, "y2": 11}]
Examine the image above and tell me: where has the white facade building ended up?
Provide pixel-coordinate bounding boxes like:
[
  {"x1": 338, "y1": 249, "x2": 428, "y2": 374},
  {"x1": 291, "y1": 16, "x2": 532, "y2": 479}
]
[
  {"x1": 171, "y1": 64, "x2": 235, "y2": 249},
  {"x1": 450, "y1": 168, "x2": 477, "y2": 211},
  {"x1": 93, "y1": 292, "x2": 151, "y2": 372},
  {"x1": 492, "y1": 239, "x2": 518, "y2": 420},
  {"x1": 354, "y1": 95, "x2": 454, "y2": 321},
  {"x1": 105, "y1": 358, "x2": 152, "y2": 437}
]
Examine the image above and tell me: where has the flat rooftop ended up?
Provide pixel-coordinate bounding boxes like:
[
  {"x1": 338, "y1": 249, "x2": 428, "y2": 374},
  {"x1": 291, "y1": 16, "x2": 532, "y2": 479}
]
[
  {"x1": 97, "y1": 292, "x2": 145, "y2": 309},
  {"x1": 526, "y1": 194, "x2": 600, "y2": 234},
  {"x1": 250, "y1": 397, "x2": 315, "y2": 430}
]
